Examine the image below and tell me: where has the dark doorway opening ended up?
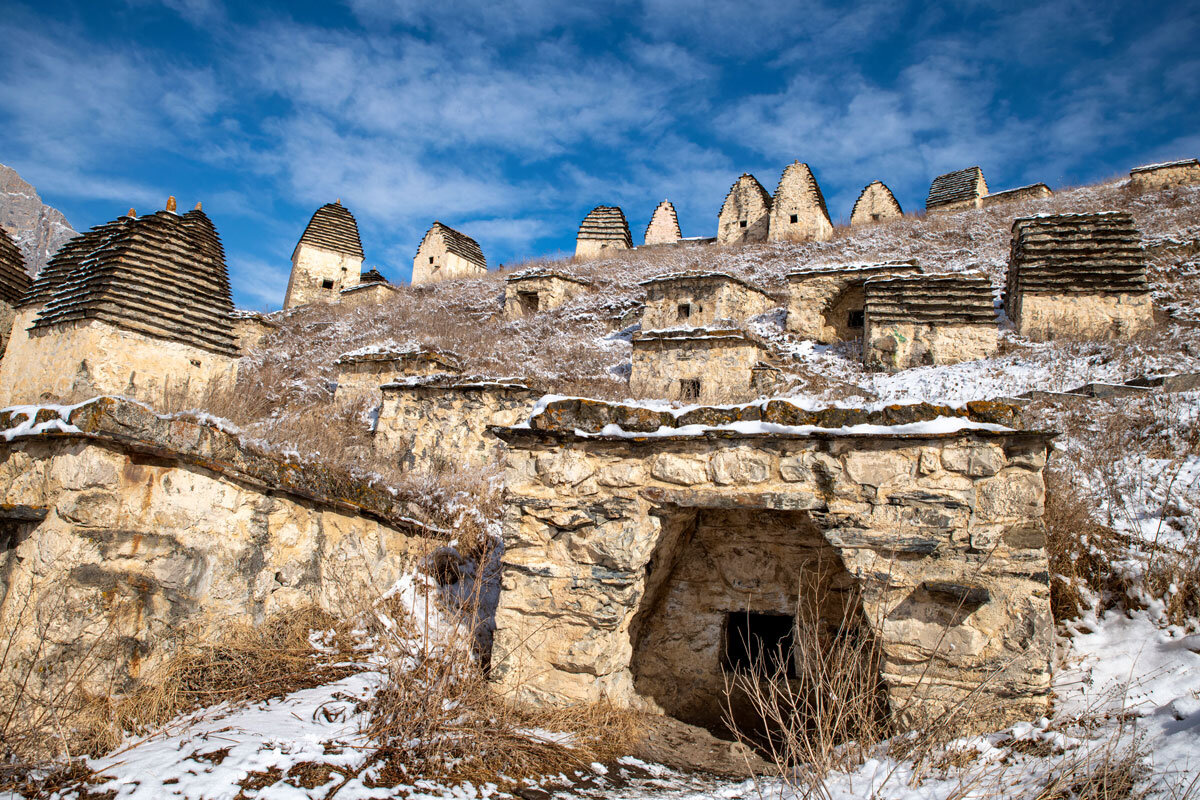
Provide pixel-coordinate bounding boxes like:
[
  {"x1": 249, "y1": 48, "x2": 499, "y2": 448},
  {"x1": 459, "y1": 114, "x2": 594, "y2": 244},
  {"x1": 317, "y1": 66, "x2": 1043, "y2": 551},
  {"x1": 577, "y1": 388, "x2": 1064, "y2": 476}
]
[{"x1": 724, "y1": 611, "x2": 796, "y2": 678}]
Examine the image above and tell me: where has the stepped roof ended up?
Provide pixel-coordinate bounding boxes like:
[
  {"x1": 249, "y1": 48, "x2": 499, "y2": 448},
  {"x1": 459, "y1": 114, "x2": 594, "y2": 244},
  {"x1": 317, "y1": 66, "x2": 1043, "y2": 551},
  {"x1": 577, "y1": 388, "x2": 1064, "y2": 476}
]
[
  {"x1": 0, "y1": 226, "x2": 30, "y2": 305},
  {"x1": 926, "y1": 166, "x2": 987, "y2": 210},
  {"x1": 25, "y1": 204, "x2": 238, "y2": 356},
  {"x1": 850, "y1": 181, "x2": 903, "y2": 223},
  {"x1": 295, "y1": 202, "x2": 364, "y2": 259},
  {"x1": 772, "y1": 162, "x2": 830, "y2": 220},
  {"x1": 1005, "y1": 212, "x2": 1148, "y2": 302},
  {"x1": 577, "y1": 206, "x2": 633, "y2": 247},
  {"x1": 359, "y1": 268, "x2": 388, "y2": 285},
  {"x1": 418, "y1": 222, "x2": 487, "y2": 270},
  {"x1": 865, "y1": 273, "x2": 995, "y2": 326},
  {"x1": 644, "y1": 199, "x2": 682, "y2": 245},
  {"x1": 720, "y1": 174, "x2": 773, "y2": 214}
]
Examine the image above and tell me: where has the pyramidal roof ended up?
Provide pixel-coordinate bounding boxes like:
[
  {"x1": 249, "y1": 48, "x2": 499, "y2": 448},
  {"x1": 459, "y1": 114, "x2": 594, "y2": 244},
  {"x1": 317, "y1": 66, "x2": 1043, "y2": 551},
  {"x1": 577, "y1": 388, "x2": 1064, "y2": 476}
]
[
  {"x1": 0, "y1": 225, "x2": 30, "y2": 305},
  {"x1": 720, "y1": 174, "x2": 772, "y2": 214},
  {"x1": 644, "y1": 199, "x2": 681, "y2": 245},
  {"x1": 295, "y1": 201, "x2": 364, "y2": 259},
  {"x1": 26, "y1": 203, "x2": 238, "y2": 356},
  {"x1": 850, "y1": 181, "x2": 903, "y2": 224},
  {"x1": 419, "y1": 222, "x2": 487, "y2": 269},
  {"x1": 577, "y1": 206, "x2": 632, "y2": 247},
  {"x1": 772, "y1": 162, "x2": 830, "y2": 220},
  {"x1": 926, "y1": 166, "x2": 987, "y2": 210}
]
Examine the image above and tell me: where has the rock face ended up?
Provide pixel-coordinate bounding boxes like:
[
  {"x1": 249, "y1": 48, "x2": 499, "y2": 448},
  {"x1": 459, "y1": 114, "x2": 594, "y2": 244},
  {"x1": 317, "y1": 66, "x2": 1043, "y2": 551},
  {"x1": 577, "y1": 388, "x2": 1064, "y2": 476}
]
[
  {"x1": 768, "y1": 161, "x2": 833, "y2": 243},
  {"x1": 1004, "y1": 212, "x2": 1153, "y2": 341},
  {"x1": 926, "y1": 167, "x2": 988, "y2": 213},
  {"x1": 284, "y1": 202, "x2": 365, "y2": 309},
  {"x1": 575, "y1": 206, "x2": 633, "y2": 259},
  {"x1": 374, "y1": 377, "x2": 536, "y2": 471},
  {"x1": 863, "y1": 273, "x2": 998, "y2": 371},
  {"x1": 412, "y1": 222, "x2": 487, "y2": 285},
  {"x1": 335, "y1": 348, "x2": 462, "y2": 401},
  {"x1": 1129, "y1": 159, "x2": 1200, "y2": 191},
  {"x1": 503, "y1": 270, "x2": 592, "y2": 318},
  {"x1": 982, "y1": 183, "x2": 1052, "y2": 208},
  {"x1": 0, "y1": 202, "x2": 240, "y2": 408},
  {"x1": 786, "y1": 261, "x2": 921, "y2": 343},
  {"x1": 629, "y1": 328, "x2": 770, "y2": 403},
  {"x1": 0, "y1": 398, "x2": 428, "y2": 699},
  {"x1": 639, "y1": 272, "x2": 775, "y2": 330},
  {"x1": 850, "y1": 181, "x2": 903, "y2": 226},
  {"x1": 643, "y1": 200, "x2": 682, "y2": 246},
  {"x1": 0, "y1": 164, "x2": 76, "y2": 277},
  {"x1": 717, "y1": 174, "x2": 772, "y2": 244},
  {"x1": 489, "y1": 401, "x2": 1055, "y2": 736}
]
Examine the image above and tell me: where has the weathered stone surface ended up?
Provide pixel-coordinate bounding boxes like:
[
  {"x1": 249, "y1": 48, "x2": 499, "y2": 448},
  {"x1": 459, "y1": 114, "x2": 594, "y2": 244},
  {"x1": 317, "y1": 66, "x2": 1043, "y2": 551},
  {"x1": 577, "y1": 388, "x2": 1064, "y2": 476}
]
[
  {"x1": 768, "y1": 161, "x2": 833, "y2": 243},
  {"x1": 982, "y1": 183, "x2": 1051, "y2": 208},
  {"x1": 284, "y1": 201, "x2": 364, "y2": 309},
  {"x1": 1129, "y1": 159, "x2": 1200, "y2": 191},
  {"x1": 926, "y1": 166, "x2": 988, "y2": 213},
  {"x1": 643, "y1": 200, "x2": 682, "y2": 246},
  {"x1": 863, "y1": 273, "x2": 998, "y2": 371},
  {"x1": 490, "y1": 420, "x2": 1057, "y2": 735},
  {"x1": 412, "y1": 222, "x2": 487, "y2": 285},
  {"x1": 504, "y1": 270, "x2": 592, "y2": 318},
  {"x1": 786, "y1": 261, "x2": 921, "y2": 343},
  {"x1": 334, "y1": 348, "x2": 462, "y2": 402},
  {"x1": 850, "y1": 181, "x2": 903, "y2": 226},
  {"x1": 639, "y1": 272, "x2": 775, "y2": 330},
  {"x1": 717, "y1": 174, "x2": 771, "y2": 244},
  {"x1": 576, "y1": 206, "x2": 632, "y2": 259},
  {"x1": 629, "y1": 329, "x2": 770, "y2": 404}
]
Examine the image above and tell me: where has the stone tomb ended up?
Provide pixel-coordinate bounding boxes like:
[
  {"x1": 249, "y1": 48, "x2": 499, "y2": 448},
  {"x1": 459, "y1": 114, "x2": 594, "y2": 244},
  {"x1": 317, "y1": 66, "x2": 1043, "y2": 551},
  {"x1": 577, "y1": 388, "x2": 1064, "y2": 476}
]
[
  {"x1": 0, "y1": 225, "x2": 30, "y2": 358},
  {"x1": 335, "y1": 348, "x2": 462, "y2": 401},
  {"x1": 0, "y1": 398, "x2": 427, "y2": 698},
  {"x1": 1129, "y1": 159, "x2": 1200, "y2": 191},
  {"x1": 340, "y1": 268, "x2": 399, "y2": 308},
  {"x1": 284, "y1": 201, "x2": 365, "y2": 309},
  {"x1": 412, "y1": 222, "x2": 488, "y2": 285},
  {"x1": 643, "y1": 200, "x2": 682, "y2": 246},
  {"x1": 575, "y1": 206, "x2": 633, "y2": 259},
  {"x1": 0, "y1": 201, "x2": 240, "y2": 408},
  {"x1": 717, "y1": 174, "x2": 772, "y2": 244},
  {"x1": 639, "y1": 272, "x2": 776, "y2": 330},
  {"x1": 489, "y1": 398, "x2": 1054, "y2": 735},
  {"x1": 982, "y1": 184, "x2": 1052, "y2": 208},
  {"x1": 504, "y1": 270, "x2": 593, "y2": 318},
  {"x1": 863, "y1": 273, "x2": 998, "y2": 371},
  {"x1": 629, "y1": 328, "x2": 771, "y2": 404},
  {"x1": 230, "y1": 310, "x2": 279, "y2": 353},
  {"x1": 374, "y1": 376, "x2": 536, "y2": 471},
  {"x1": 926, "y1": 167, "x2": 988, "y2": 213},
  {"x1": 785, "y1": 261, "x2": 922, "y2": 343},
  {"x1": 768, "y1": 161, "x2": 834, "y2": 243},
  {"x1": 1004, "y1": 212, "x2": 1153, "y2": 341},
  {"x1": 850, "y1": 181, "x2": 903, "y2": 227}
]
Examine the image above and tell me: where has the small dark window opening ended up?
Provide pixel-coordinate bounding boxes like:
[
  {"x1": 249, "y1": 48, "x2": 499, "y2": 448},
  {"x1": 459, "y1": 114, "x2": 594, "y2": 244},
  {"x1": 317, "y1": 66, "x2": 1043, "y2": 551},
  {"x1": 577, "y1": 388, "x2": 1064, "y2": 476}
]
[
  {"x1": 871, "y1": 213, "x2": 882, "y2": 222},
  {"x1": 680, "y1": 378, "x2": 701, "y2": 400},
  {"x1": 189, "y1": 359, "x2": 201, "y2": 368},
  {"x1": 739, "y1": 220, "x2": 748, "y2": 228},
  {"x1": 321, "y1": 279, "x2": 335, "y2": 290},
  {"x1": 518, "y1": 290, "x2": 540, "y2": 315},
  {"x1": 677, "y1": 302, "x2": 691, "y2": 320},
  {"x1": 724, "y1": 611, "x2": 796, "y2": 678},
  {"x1": 848, "y1": 309, "x2": 865, "y2": 329},
  {"x1": 790, "y1": 214, "x2": 799, "y2": 224},
  {"x1": 429, "y1": 256, "x2": 435, "y2": 264}
]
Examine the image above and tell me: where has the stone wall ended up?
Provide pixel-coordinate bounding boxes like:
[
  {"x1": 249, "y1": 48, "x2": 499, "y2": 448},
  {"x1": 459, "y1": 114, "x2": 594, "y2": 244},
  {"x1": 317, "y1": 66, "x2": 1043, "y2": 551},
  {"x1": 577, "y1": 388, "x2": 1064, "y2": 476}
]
[
  {"x1": 768, "y1": 162, "x2": 833, "y2": 243},
  {"x1": 629, "y1": 330, "x2": 769, "y2": 403},
  {"x1": 926, "y1": 167, "x2": 988, "y2": 214},
  {"x1": 865, "y1": 322, "x2": 998, "y2": 372},
  {"x1": 335, "y1": 351, "x2": 462, "y2": 402},
  {"x1": 575, "y1": 207, "x2": 633, "y2": 260},
  {"x1": 863, "y1": 274, "x2": 998, "y2": 371},
  {"x1": 0, "y1": 312, "x2": 238, "y2": 409},
  {"x1": 0, "y1": 398, "x2": 427, "y2": 697},
  {"x1": 981, "y1": 184, "x2": 1052, "y2": 208},
  {"x1": 1010, "y1": 292, "x2": 1154, "y2": 341},
  {"x1": 785, "y1": 262, "x2": 921, "y2": 343},
  {"x1": 503, "y1": 273, "x2": 592, "y2": 318},
  {"x1": 0, "y1": 298, "x2": 15, "y2": 359},
  {"x1": 489, "y1": 402, "x2": 1055, "y2": 735},
  {"x1": 850, "y1": 181, "x2": 903, "y2": 227},
  {"x1": 717, "y1": 174, "x2": 772, "y2": 244},
  {"x1": 374, "y1": 378, "x2": 536, "y2": 471},
  {"x1": 412, "y1": 227, "x2": 488, "y2": 285},
  {"x1": 231, "y1": 313, "x2": 278, "y2": 353},
  {"x1": 339, "y1": 282, "x2": 400, "y2": 308},
  {"x1": 643, "y1": 200, "x2": 682, "y2": 246},
  {"x1": 284, "y1": 244, "x2": 363, "y2": 309},
  {"x1": 1130, "y1": 159, "x2": 1200, "y2": 191},
  {"x1": 639, "y1": 273, "x2": 775, "y2": 330}
]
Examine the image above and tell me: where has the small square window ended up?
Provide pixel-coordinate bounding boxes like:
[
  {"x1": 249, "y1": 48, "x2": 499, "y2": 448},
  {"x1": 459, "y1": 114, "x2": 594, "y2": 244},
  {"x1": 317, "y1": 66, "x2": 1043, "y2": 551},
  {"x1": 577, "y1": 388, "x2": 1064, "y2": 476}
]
[
  {"x1": 848, "y1": 310, "x2": 865, "y2": 329},
  {"x1": 429, "y1": 256, "x2": 435, "y2": 264},
  {"x1": 321, "y1": 279, "x2": 334, "y2": 290},
  {"x1": 518, "y1": 290, "x2": 540, "y2": 314},
  {"x1": 680, "y1": 378, "x2": 701, "y2": 401},
  {"x1": 790, "y1": 214, "x2": 799, "y2": 224},
  {"x1": 724, "y1": 611, "x2": 795, "y2": 677},
  {"x1": 677, "y1": 302, "x2": 691, "y2": 320},
  {"x1": 739, "y1": 220, "x2": 748, "y2": 228}
]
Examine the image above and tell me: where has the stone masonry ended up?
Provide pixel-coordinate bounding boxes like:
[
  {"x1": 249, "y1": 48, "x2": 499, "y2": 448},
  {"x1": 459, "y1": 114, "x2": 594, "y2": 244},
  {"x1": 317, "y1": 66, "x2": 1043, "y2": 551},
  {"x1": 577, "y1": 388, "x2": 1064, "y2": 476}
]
[
  {"x1": 335, "y1": 348, "x2": 462, "y2": 402},
  {"x1": 576, "y1": 207, "x2": 633, "y2": 259},
  {"x1": 1004, "y1": 212, "x2": 1153, "y2": 341},
  {"x1": 768, "y1": 162, "x2": 834, "y2": 243},
  {"x1": 863, "y1": 273, "x2": 998, "y2": 371},
  {"x1": 1129, "y1": 159, "x2": 1200, "y2": 191},
  {"x1": 639, "y1": 272, "x2": 776, "y2": 330},
  {"x1": 786, "y1": 261, "x2": 922, "y2": 343},
  {"x1": 926, "y1": 167, "x2": 988, "y2": 213},
  {"x1": 717, "y1": 174, "x2": 772, "y2": 244},
  {"x1": 0, "y1": 398, "x2": 429, "y2": 698},
  {"x1": 0, "y1": 225, "x2": 30, "y2": 358},
  {"x1": 489, "y1": 397, "x2": 1054, "y2": 736},
  {"x1": 284, "y1": 201, "x2": 365, "y2": 309},
  {"x1": 982, "y1": 184, "x2": 1052, "y2": 208},
  {"x1": 850, "y1": 181, "x2": 903, "y2": 227},
  {"x1": 644, "y1": 200, "x2": 682, "y2": 246},
  {"x1": 412, "y1": 222, "x2": 488, "y2": 285},
  {"x1": 504, "y1": 270, "x2": 593, "y2": 318},
  {"x1": 629, "y1": 329, "x2": 770, "y2": 404}
]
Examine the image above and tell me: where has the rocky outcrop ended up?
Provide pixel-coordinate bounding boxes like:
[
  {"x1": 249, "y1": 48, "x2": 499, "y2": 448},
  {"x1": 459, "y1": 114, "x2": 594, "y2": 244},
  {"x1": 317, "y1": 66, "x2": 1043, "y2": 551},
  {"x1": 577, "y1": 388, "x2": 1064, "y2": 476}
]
[
  {"x1": 768, "y1": 161, "x2": 833, "y2": 242},
  {"x1": 863, "y1": 273, "x2": 998, "y2": 371},
  {"x1": 489, "y1": 399, "x2": 1055, "y2": 735},
  {"x1": 643, "y1": 200, "x2": 682, "y2": 246},
  {"x1": 717, "y1": 174, "x2": 772, "y2": 244},
  {"x1": 850, "y1": 181, "x2": 903, "y2": 226},
  {"x1": 0, "y1": 164, "x2": 76, "y2": 277}
]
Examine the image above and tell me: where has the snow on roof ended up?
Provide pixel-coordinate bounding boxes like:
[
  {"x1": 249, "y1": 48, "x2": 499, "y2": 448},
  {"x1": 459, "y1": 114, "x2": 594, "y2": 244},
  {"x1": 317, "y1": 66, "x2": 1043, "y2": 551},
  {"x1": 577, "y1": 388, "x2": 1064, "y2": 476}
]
[
  {"x1": 786, "y1": 260, "x2": 920, "y2": 279},
  {"x1": 1130, "y1": 158, "x2": 1200, "y2": 173},
  {"x1": 504, "y1": 268, "x2": 592, "y2": 285}
]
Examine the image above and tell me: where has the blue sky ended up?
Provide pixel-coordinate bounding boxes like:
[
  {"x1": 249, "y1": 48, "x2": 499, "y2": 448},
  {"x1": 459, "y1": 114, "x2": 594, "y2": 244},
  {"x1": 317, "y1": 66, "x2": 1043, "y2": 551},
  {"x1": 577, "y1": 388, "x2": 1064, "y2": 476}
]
[{"x1": 1, "y1": 0, "x2": 1198, "y2": 309}]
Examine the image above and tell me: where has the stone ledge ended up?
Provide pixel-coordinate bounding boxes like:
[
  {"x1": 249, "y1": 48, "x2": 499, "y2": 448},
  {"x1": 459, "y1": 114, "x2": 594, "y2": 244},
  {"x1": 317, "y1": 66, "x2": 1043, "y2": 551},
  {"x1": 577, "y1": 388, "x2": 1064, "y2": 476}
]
[
  {"x1": 494, "y1": 426, "x2": 1055, "y2": 446},
  {"x1": 0, "y1": 397, "x2": 435, "y2": 535},
  {"x1": 380, "y1": 375, "x2": 534, "y2": 393}
]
